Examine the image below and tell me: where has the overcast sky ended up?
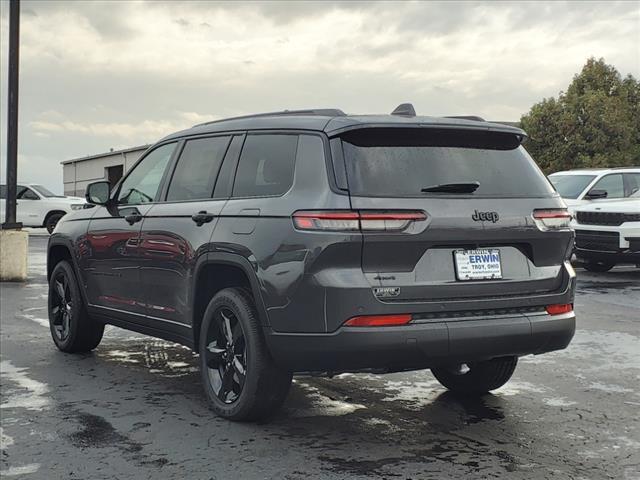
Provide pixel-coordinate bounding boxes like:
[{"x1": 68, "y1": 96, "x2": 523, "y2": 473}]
[{"x1": 0, "y1": 0, "x2": 638, "y2": 192}]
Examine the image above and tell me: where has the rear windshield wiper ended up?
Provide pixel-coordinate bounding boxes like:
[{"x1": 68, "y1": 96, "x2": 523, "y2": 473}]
[{"x1": 421, "y1": 182, "x2": 480, "y2": 194}]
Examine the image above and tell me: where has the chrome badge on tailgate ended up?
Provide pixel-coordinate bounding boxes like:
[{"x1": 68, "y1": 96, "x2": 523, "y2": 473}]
[{"x1": 373, "y1": 287, "x2": 401, "y2": 298}]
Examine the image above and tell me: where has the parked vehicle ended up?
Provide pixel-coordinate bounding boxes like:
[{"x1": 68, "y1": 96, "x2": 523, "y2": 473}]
[
  {"x1": 47, "y1": 106, "x2": 576, "y2": 421},
  {"x1": 0, "y1": 183, "x2": 86, "y2": 233},
  {"x1": 572, "y1": 190, "x2": 640, "y2": 272},
  {"x1": 548, "y1": 168, "x2": 640, "y2": 212}
]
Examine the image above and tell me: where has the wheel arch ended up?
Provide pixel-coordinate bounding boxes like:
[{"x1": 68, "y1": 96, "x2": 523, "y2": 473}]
[
  {"x1": 48, "y1": 242, "x2": 73, "y2": 280},
  {"x1": 43, "y1": 209, "x2": 67, "y2": 227},
  {"x1": 191, "y1": 252, "x2": 271, "y2": 349}
]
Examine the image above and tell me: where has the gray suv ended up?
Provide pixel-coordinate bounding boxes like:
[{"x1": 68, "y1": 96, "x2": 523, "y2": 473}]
[{"x1": 47, "y1": 106, "x2": 576, "y2": 421}]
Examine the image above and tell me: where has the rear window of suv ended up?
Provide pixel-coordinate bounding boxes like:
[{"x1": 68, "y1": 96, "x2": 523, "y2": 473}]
[{"x1": 340, "y1": 128, "x2": 556, "y2": 198}]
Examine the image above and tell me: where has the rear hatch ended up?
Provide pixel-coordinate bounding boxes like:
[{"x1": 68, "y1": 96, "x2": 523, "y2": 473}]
[{"x1": 335, "y1": 127, "x2": 572, "y2": 305}]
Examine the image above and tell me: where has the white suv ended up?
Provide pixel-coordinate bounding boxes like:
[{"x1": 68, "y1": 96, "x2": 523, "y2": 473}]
[
  {"x1": 0, "y1": 184, "x2": 85, "y2": 233},
  {"x1": 548, "y1": 167, "x2": 640, "y2": 211},
  {"x1": 572, "y1": 190, "x2": 640, "y2": 272}
]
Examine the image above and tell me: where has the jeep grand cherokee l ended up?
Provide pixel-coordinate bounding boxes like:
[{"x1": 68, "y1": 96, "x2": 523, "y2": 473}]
[
  {"x1": 47, "y1": 106, "x2": 576, "y2": 421},
  {"x1": 572, "y1": 190, "x2": 640, "y2": 271}
]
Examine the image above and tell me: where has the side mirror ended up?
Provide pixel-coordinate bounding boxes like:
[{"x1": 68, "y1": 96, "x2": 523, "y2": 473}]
[
  {"x1": 585, "y1": 189, "x2": 608, "y2": 200},
  {"x1": 85, "y1": 181, "x2": 111, "y2": 205}
]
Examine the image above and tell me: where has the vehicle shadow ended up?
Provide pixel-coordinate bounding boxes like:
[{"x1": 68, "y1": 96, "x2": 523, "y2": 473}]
[{"x1": 89, "y1": 335, "x2": 526, "y2": 475}]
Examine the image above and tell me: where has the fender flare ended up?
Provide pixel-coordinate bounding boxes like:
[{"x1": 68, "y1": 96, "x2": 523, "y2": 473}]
[
  {"x1": 191, "y1": 251, "x2": 271, "y2": 329},
  {"x1": 47, "y1": 236, "x2": 91, "y2": 307}
]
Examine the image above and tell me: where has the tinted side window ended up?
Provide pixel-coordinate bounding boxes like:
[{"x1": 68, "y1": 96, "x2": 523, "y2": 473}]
[
  {"x1": 625, "y1": 173, "x2": 640, "y2": 196},
  {"x1": 0, "y1": 185, "x2": 6, "y2": 199},
  {"x1": 232, "y1": 135, "x2": 298, "y2": 197},
  {"x1": 592, "y1": 174, "x2": 624, "y2": 199},
  {"x1": 166, "y1": 136, "x2": 231, "y2": 202},
  {"x1": 118, "y1": 143, "x2": 175, "y2": 205},
  {"x1": 17, "y1": 186, "x2": 39, "y2": 200}
]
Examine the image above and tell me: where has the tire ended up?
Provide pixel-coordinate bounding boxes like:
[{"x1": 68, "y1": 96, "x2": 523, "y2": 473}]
[
  {"x1": 45, "y1": 212, "x2": 65, "y2": 234},
  {"x1": 199, "y1": 287, "x2": 292, "y2": 421},
  {"x1": 583, "y1": 261, "x2": 615, "y2": 273},
  {"x1": 431, "y1": 356, "x2": 518, "y2": 394},
  {"x1": 48, "y1": 260, "x2": 104, "y2": 353}
]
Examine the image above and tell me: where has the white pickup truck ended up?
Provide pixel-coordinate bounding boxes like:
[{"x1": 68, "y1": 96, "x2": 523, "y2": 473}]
[
  {"x1": 572, "y1": 190, "x2": 640, "y2": 271},
  {"x1": 0, "y1": 183, "x2": 86, "y2": 233}
]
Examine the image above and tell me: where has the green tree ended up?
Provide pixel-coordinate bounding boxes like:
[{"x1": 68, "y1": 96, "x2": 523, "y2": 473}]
[{"x1": 521, "y1": 58, "x2": 640, "y2": 173}]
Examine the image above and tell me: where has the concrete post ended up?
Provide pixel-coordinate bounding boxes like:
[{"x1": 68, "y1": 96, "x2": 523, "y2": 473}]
[{"x1": 0, "y1": 230, "x2": 28, "y2": 281}]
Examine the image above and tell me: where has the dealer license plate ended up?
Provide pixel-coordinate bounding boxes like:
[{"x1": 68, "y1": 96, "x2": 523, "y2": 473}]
[{"x1": 454, "y1": 249, "x2": 502, "y2": 281}]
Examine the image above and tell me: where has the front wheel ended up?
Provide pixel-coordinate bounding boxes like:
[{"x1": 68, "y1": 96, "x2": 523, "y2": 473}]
[
  {"x1": 431, "y1": 356, "x2": 517, "y2": 394},
  {"x1": 583, "y1": 261, "x2": 615, "y2": 273},
  {"x1": 45, "y1": 212, "x2": 65, "y2": 234},
  {"x1": 48, "y1": 260, "x2": 104, "y2": 352},
  {"x1": 199, "y1": 288, "x2": 292, "y2": 421}
]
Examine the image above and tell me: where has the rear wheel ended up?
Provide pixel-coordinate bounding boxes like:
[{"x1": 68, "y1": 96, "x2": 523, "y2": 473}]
[
  {"x1": 45, "y1": 212, "x2": 65, "y2": 234},
  {"x1": 199, "y1": 288, "x2": 292, "y2": 421},
  {"x1": 48, "y1": 260, "x2": 104, "y2": 352},
  {"x1": 583, "y1": 261, "x2": 615, "y2": 273},
  {"x1": 431, "y1": 356, "x2": 517, "y2": 394}
]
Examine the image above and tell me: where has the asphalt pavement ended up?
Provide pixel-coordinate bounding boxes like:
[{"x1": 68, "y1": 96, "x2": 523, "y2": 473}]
[{"x1": 1, "y1": 236, "x2": 639, "y2": 480}]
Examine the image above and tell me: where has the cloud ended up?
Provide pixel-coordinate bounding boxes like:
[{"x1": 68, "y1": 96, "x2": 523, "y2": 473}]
[
  {"x1": 29, "y1": 111, "x2": 215, "y2": 142},
  {"x1": 0, "y1": 0, "x2": 638, "y2": 192}
]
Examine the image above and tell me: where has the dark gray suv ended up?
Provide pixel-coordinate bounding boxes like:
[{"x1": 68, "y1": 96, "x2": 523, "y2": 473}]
[{"x1": 47, "y1": 106, "x2": 576, "y2": 421}]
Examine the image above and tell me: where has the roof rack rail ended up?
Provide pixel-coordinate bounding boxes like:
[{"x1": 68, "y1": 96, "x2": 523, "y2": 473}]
[
  {"x1": 193, "y1": 109, "x2": 347, "y2": 128},
  {"x1": 444, "y1": 115, "x2": 486, "y2": 122}
]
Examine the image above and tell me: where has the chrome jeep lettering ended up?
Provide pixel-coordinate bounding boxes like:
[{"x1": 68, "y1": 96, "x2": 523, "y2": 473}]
[{"x1": 472, "y1": 210, "x2": 500, "y2": 223}]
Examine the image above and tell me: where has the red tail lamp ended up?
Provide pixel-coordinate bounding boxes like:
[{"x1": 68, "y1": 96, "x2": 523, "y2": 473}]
[
  {"x1": 545, "y1": 303, "x2": 573, "y2": 315},
  {"x1": 344, "y1": 314, "x2": 412, "y2": 327}
]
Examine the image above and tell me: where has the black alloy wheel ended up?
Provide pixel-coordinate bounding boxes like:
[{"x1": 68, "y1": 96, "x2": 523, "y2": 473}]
[
  {"x1": 204, "y1": 307, "x2": 247, "y2": 404},
  {"x1": 50, "y1": 270, "x2": 73, "y2": 341},
  {"x1": 199, "y1": 287, "x2": 292, "y2": 421},
  {"x1": 48, "y1": 260, "x2": 104, "y2": 353}
]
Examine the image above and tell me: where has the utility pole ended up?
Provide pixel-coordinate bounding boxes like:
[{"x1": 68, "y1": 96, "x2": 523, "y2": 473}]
[
  {"x1": 3, "y1": 0, "x2": 22, "y2": 230},
  {"x1": 1, "y1": 0, "x2": 27, "y2": 282}
]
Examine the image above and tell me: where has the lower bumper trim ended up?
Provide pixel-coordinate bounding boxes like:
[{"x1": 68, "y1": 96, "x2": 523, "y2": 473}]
[{"x1": 265, "y1": 312, "x2": 576, "y2": 373}]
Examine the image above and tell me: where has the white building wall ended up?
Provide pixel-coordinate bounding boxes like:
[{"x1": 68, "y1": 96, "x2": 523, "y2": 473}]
[{"x1": 62, "y1": 147, "x2": 148, "y2": 196}]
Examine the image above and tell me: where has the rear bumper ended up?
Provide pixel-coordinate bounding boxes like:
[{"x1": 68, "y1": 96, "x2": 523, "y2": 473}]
[{"x1": 265, "y1": 311, "x2": 576, "y2": 373}]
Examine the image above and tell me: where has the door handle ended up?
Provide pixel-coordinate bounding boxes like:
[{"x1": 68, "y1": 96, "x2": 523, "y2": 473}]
[
  {"x1": 124, "y1": 213, "x2": 143, "y2": 225},
  {"x1": 192, "y1": 210, "x2": 215, "y2": 226}
]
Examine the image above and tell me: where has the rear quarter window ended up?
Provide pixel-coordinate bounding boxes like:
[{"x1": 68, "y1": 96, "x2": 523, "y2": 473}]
[
  {"x1": 340, "y1": 128, "x2": 556, "y2": 198},
  {"x1": 232, "y1": 134, "x2": 298, "y2": 198}
]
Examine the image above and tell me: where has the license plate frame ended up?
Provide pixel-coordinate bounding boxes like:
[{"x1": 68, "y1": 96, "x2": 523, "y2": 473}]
[{"x1": 454, "y1": 249, "x2": 503, "y2": 281}]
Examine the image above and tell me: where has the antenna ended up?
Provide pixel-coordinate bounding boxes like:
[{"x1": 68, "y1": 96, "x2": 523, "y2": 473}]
[{"x1": 391, "y1": 103, "x2": 416, "y2": 117}]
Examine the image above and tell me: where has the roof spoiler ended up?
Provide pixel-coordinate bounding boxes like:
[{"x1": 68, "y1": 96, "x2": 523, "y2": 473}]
[{"x1": 444, "y1": 115, "x2": 486, "y2": 122}]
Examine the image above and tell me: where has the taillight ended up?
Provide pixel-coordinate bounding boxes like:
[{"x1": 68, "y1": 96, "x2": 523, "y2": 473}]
[
  {"x1": 344, "y1": 314, "x2": 412, "y2": 327},
  {"x1": 545, "y1": 303, "x2": 573, "y2": 315},
  {"x1": 292, "y1": 210, "x2": 426, "y2": 232},
  {"x1": 292, "y1": 211, "x2": 360, "y2": 231},
  {"x1": 532, "y1": 209, "x2": 572, "y2": 231}
]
